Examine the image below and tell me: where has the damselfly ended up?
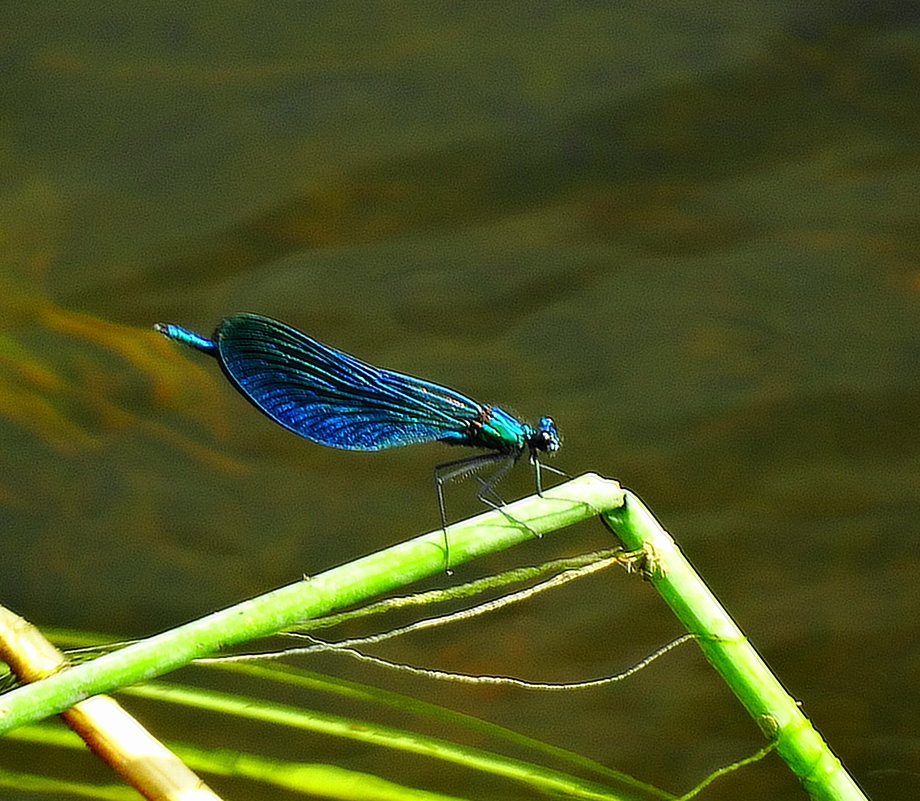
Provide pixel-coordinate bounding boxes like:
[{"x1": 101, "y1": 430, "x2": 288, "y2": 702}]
[{"x1": 155, "y1": 313, "x2": 561, "y2": 559}]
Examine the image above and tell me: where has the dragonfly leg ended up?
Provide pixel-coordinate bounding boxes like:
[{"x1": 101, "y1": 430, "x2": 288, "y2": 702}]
[
  {"x1": 432, "y1": 450, "x2": 552, "y2": 567},
  {"x1": 530, "y1": 456, "x2": 568, "y2": 497},
  {"x1": 540, "y1": 462, "x2": 569, "y2": 478},
  {"x1": 434, "y1": 452, "x2": 507, "y2": 526},
  {"x1": 434, "y1": 452, "x2": 507, "y2": 571},
  {"x1": 474, "y1": 453, "x2": 543, "y2": 541},
  {"x1": 474, "y1": 453, "x2": 517, "y2": 508}
]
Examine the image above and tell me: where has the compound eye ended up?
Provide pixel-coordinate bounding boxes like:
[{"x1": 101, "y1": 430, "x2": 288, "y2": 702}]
[{"x1": 529, "y1": 416, "x2": 560, "y2": 453}]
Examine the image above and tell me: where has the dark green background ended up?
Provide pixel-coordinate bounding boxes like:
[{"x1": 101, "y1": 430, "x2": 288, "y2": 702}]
[{"x1": 2, "y1": 3, "x2": 918, "y2": 799}]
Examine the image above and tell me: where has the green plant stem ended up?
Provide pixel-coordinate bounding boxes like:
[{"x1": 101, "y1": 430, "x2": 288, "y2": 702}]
[
  {"x1": 603, "y1": 492, "x2": 868, "y2": 801},
  {"x1": 0, "y1": 473, "x2": 624, "y2": 734},
  {"x1": 1, "y1": 473, "x2": 870, "y2": 801}
]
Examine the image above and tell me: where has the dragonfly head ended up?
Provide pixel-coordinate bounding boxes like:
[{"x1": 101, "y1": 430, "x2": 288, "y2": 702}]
[{"x1": 529, "y1": 416, "x2": 560, "y2": 455}]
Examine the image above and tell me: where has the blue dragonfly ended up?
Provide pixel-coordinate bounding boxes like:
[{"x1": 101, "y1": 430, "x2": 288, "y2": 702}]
[{"x1": 155, "y1": 313, "x2": 561, "y2": 556}]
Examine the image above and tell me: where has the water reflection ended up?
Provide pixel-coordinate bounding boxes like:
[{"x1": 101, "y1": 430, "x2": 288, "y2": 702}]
[{"x1": 3, "y1": 4, "x2": 919, "y2": 799}]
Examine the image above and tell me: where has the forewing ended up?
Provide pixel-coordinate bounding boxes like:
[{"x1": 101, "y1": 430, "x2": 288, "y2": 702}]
[{"x1": 214, "y1": 314, "x2": 481, "y2": 450}]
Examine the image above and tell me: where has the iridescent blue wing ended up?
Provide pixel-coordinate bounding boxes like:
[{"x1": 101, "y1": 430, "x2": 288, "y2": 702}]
[{"x1": 214, "y1": 314, "x2": 485, "y2": 451}]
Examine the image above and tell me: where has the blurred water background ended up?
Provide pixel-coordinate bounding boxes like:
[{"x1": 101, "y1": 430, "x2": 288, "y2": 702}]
[{"x1": 2, "y1": 3, "x2": 919, "y2": 799}]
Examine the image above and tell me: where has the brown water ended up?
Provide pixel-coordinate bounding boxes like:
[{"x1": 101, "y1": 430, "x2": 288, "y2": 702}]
[{"x1": 2, "y1": 4, "x2": 919, "y2": 799}]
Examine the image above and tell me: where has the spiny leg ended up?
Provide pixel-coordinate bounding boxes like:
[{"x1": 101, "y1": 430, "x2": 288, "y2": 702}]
[
  {"x1": 472, "y1": 453, "x2": 543, "y2": 541},
  {"x1": 531, "y1": 457, "x2": 569, "y2": 497},
  {"x1": 474, "y1": 453, "x2": 517, "y2": 509},
  {"x1": 434, "y1": 451, "x2": 507, "y2": 570},
  {"x1": 434, "y1": 452, "x2": 507, "y2": 525},
  {"x1": 541, "y1": 462, "x2": 569, "y2": 479}
]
